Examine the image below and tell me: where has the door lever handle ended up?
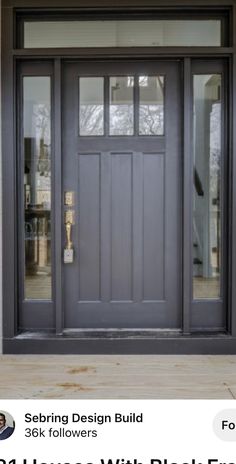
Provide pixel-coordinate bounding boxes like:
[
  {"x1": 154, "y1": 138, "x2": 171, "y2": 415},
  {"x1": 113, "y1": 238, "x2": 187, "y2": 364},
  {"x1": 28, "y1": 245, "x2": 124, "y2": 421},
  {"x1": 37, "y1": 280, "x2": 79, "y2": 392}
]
[
  {"x1": 64, "y1": 210, "x2": 75, "y2": 264},
  {"x1": 65, "y1": 221, "x2": 73, "y2": 250},
  {"x1": 64, "y1": 210, "x2": 75, "y2": 249}
]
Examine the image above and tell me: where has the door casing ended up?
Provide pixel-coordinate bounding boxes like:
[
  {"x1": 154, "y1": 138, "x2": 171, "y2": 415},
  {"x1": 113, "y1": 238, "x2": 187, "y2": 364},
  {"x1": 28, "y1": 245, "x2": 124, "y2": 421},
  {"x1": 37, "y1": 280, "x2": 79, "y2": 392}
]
[{"x1": 2, "y1": 0, "x2": 236, "y2": 353}]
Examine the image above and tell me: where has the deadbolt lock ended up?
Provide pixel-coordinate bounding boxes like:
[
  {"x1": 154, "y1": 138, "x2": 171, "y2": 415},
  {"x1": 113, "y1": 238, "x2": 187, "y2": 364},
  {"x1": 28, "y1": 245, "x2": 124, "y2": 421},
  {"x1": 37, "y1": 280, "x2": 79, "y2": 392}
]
[
  {"x1": 64, "y1": 191, "x2": 75, "y2": 207},
  {"x1": 64, "y1": 210, "x2": 75, "y2": 225}
]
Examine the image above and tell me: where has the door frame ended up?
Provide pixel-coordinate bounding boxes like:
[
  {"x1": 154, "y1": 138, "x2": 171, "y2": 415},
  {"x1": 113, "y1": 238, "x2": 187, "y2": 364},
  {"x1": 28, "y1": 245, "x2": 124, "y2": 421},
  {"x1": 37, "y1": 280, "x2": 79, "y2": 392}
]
[{"x1": 2, "y1": 0, "x2": 236, "y2": 353}]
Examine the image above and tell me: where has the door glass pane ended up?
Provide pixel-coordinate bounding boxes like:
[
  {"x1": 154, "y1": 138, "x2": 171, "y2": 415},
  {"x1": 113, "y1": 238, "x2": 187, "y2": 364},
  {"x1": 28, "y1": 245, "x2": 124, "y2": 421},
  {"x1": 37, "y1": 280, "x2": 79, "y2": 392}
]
[
  {"x1": 139, "y1": 75, "x2": 164, "y2": 135},
  {"x1": 23, "y1": 77, "x2": 51, "y2": 300},
  {"x1": 24, "y1": 20, "x2": 221, "y2": 48},
  {"x1": 109, "y1": 76, "x2": 134, "y2": 135},
  {"x1": 193, "y1": 74, "x2": 222, "y2": 299},
  {"x1": 79, "y1": 78, "x2": 104, "y2": 136}
]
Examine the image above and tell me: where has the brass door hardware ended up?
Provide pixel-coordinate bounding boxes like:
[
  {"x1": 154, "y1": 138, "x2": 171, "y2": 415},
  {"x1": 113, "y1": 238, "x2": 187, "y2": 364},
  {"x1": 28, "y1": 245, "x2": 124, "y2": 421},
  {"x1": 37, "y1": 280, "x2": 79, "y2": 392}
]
[
  {"x1": 64, "y1": 191, "x2": 75, "y2": 207},
  {"x1": 65, "y1": 221, "x2": 73, "y2": 250},
  {"x1": 64, "y1": 210, "x2": 75, "y2": 225},
  {"x1": 64, "y1": 209, "x2": 75, "y2": 264}
]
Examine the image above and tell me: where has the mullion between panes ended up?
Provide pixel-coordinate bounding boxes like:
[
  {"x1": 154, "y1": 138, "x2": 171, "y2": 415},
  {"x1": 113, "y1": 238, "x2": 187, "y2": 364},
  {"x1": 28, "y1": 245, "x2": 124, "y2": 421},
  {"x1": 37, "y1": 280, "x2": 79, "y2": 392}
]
[
  {"x1": 134, "y1": 75, "x2": 139, "y2": 137},
  {"x1": 104, "y1": 76, "x2": 109, "y2": 137}
]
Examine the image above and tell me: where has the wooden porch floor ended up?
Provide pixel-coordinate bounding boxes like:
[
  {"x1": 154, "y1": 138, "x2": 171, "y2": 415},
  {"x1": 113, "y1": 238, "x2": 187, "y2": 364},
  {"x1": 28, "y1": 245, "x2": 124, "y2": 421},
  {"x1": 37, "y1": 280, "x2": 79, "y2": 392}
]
[{"x1": 0, "y1": 355, "x2": 236, "y2": 399}]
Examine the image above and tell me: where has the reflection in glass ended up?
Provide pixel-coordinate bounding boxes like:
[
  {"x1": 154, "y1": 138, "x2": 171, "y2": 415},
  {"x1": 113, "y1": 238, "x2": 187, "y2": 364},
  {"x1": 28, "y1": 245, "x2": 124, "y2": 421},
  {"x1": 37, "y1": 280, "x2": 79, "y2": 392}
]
[
  {"x1": 79, "y1": 78, "x2": 104, "y2": 136},
  {"x1": 23, "y1": 77, "x2": 51, "y2": 299},
  {"x1": 139, "y1": 76, "x2": 164, "y2": 135},
  {"x1": 109, "y1": 77, "x2": 134, "y2": 135},
  {"x1": 193, "y1": 75, "x2": 222, "y2": 299},
  {"x1": 24, "y1": 20, "x2": 221, "y2": 48}
]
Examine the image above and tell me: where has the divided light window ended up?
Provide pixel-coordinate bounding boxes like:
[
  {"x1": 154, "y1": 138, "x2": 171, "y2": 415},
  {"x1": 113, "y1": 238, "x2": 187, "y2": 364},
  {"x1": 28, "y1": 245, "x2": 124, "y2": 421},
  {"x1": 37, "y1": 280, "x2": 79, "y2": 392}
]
[{"x1": 22, "y1": 19, "x2": 222, "y2": 48}]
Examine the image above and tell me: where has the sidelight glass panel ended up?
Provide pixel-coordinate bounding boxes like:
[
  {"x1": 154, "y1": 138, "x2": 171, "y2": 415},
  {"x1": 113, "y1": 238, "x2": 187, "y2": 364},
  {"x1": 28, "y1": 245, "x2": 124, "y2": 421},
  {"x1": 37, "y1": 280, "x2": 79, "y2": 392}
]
[
  {"x1": 24, "y1": 20, "x2": 221, "y2": 48},
  {"x1": 23, "y1": 77, "x2": 51, "y2": 300},
  {"x1": 139, "y1": 75, "x2": 164, "y2": 135},
  {"x1": 109, "y1": 76, "x2": 134, "y2": 135},
  {"x1": 193, "y1": 74, "x2": 222, "y2": 299},
  {"x1": 79, "y1": 78, "x2": 104, "y2": 136}
]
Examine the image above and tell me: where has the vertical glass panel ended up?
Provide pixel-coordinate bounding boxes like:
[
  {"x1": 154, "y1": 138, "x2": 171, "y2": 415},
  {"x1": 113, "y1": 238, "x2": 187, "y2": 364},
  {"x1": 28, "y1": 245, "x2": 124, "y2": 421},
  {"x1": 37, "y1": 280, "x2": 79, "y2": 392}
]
[
  {"x1": 24, "y1": 20, "x2": 222, "y2": 48},
  {"x1": 139, "y1": 75, "x2": 164, "y2": 135},
  {"x1": 79, "y1": 77, "x2": 104, "y2": 136},
  {"x1": 193, "y1": 74, "x2": 222, "y2": 299},
  {"x1": 109, "y1": 76, "x2": 134, "y2": 135},
  {"x1": 23, "y1": 77, "x2": 51, "y2": 300}
]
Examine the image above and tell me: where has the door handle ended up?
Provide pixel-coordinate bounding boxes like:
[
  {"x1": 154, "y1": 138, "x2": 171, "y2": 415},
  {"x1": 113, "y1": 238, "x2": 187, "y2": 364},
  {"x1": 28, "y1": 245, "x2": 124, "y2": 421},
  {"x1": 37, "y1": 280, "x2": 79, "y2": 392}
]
[
  {"x1": 64, "y1": 210, "x2": 75, "y2": 249},
  {"x1": 65, "y1": 221, "x2": 73, "y2": 250},
  {"x1": 64, "y1": 210, "x2": 75, "y2": 264}
]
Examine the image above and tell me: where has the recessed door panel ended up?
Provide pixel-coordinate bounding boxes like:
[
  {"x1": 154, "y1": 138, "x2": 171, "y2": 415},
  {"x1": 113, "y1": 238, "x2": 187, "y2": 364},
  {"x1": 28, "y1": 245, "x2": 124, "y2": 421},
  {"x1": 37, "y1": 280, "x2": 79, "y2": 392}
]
[{"x1": 143, "y1": 153, "x2": 165, "y2": 301}]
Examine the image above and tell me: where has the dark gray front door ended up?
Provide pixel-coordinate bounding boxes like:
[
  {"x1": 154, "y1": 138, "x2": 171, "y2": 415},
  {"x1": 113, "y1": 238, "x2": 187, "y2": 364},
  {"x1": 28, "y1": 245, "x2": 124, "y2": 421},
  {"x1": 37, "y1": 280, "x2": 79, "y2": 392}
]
[{"x1": 63, "y1": 60, "x2": 182, "y2": 330}]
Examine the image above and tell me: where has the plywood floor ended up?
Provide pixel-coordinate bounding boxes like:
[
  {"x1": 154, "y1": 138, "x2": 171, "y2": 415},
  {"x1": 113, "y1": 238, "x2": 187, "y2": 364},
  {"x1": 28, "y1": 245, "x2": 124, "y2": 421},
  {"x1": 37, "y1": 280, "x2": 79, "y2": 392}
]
[{"x1": 0, "y1": 355, "x2": 236, "y2": 399}]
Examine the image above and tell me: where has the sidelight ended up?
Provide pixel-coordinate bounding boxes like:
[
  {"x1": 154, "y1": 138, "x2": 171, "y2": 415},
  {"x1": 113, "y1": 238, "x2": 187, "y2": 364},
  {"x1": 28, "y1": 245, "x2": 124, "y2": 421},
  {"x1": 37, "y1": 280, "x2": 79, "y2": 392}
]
[
  {"x1": 23, "y1": 77, "x2": 52, "y2": 300},
  {"x1": 193, "y1": 74, "x2": 222, "y2": 300}
]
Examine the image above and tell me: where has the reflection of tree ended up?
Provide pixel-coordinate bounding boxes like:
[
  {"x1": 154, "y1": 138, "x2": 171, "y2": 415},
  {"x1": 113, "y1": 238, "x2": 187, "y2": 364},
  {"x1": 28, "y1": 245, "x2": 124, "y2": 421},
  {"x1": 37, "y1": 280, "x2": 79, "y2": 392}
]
[
  {"x1": 33, "y1": 104, "x2": 51, "y2": 176},
  {"x1": 139, "y1": 104, "x2": 164, "y2": 135},
  {"x1": 34, "y1": 104, "x2": 50, "y2": 143},
  {"x1": 80, "y1": 103, "x2": 164, "y2": 136},
  {"x1": 80, "y1": 105, "x2": 103, "y2": 135},
  {"x1": 110, "y1": 105, "x2": 133, "y2": 135},
  {"x1": 210, "y1": 103, "x2": 221, "y2": 196}
]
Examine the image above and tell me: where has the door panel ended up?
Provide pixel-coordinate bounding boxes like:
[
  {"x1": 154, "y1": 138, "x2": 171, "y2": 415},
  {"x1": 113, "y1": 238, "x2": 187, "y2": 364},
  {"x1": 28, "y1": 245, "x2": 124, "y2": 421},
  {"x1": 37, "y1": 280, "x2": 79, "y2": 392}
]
[{"x1": 63, "y1": 61, "x2": 181, "y2": 329}]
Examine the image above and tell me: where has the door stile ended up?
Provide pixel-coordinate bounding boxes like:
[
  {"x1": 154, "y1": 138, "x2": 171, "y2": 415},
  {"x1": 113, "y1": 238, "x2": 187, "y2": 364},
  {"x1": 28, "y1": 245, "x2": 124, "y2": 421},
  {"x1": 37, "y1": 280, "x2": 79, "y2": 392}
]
[
  {"x1": 221, "y1": 59, "x2": 229, "y2": 330},
  {"x1": 100, "y1": 152, "x2": 112, "y2": 303},
  {"x1": 132, "y1": 152, "x2": 144, "y2": 303},
  {"x1": 230, "y1": 54, "x2": 236, "y2": 337},
  {"x1": 182, "y1": 57, "x2": 192, "y2": 334},
  {"x1": 2, "y1": 6, "x2": 16, "y2": 339},
  {"x1": 54, "y1": 58, "x2": 64, "y2": 334},
  {"x1": 229, "y1": 3, "x2": 236, "y2": 337},
  {"x1": 17, "y1": 66, "x2": 26, "y2": 325}
]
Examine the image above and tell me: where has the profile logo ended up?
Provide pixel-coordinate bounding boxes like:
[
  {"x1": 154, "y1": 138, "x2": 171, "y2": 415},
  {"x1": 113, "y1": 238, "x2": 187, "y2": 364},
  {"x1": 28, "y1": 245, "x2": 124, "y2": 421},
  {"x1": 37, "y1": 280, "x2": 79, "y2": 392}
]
[{"x1": 0, "y1": 411, "x2": 15, "y2": 440}]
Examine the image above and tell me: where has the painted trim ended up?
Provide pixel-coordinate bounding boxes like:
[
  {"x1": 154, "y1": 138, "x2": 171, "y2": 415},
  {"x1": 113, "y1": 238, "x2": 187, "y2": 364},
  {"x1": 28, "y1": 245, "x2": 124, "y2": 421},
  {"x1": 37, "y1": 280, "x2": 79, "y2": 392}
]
[{"x1": 2, "y1": 0, "x2": 236, "y2": 353}]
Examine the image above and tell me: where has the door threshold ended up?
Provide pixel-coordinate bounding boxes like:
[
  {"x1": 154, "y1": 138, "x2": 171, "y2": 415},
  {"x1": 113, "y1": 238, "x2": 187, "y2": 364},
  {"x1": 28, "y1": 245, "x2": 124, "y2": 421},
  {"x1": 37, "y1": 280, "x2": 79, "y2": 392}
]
[
  {"x1": 4, "y1": 331, "x2": 236, "y2": 354},
  {"x1": 63, "y1": 328, "x2": 183, "y2": 338},
  {"x1": 15, "y1": 328, "x2": 228, "y2": 339}
]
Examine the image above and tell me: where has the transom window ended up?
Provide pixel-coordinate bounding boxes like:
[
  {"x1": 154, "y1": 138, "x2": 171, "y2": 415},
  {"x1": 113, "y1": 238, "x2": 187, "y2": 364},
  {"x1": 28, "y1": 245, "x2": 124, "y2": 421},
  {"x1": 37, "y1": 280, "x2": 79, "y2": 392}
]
[{"x1": 23, "y1": 19, "x2": 222, "y2": 48}]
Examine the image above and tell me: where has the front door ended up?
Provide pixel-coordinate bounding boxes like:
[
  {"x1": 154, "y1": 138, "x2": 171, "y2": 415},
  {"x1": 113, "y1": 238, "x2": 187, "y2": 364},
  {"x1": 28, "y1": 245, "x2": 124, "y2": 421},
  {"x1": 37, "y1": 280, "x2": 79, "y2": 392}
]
[{"x1": 62, "y1": 61, "x2": 182, "y2": 330}]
